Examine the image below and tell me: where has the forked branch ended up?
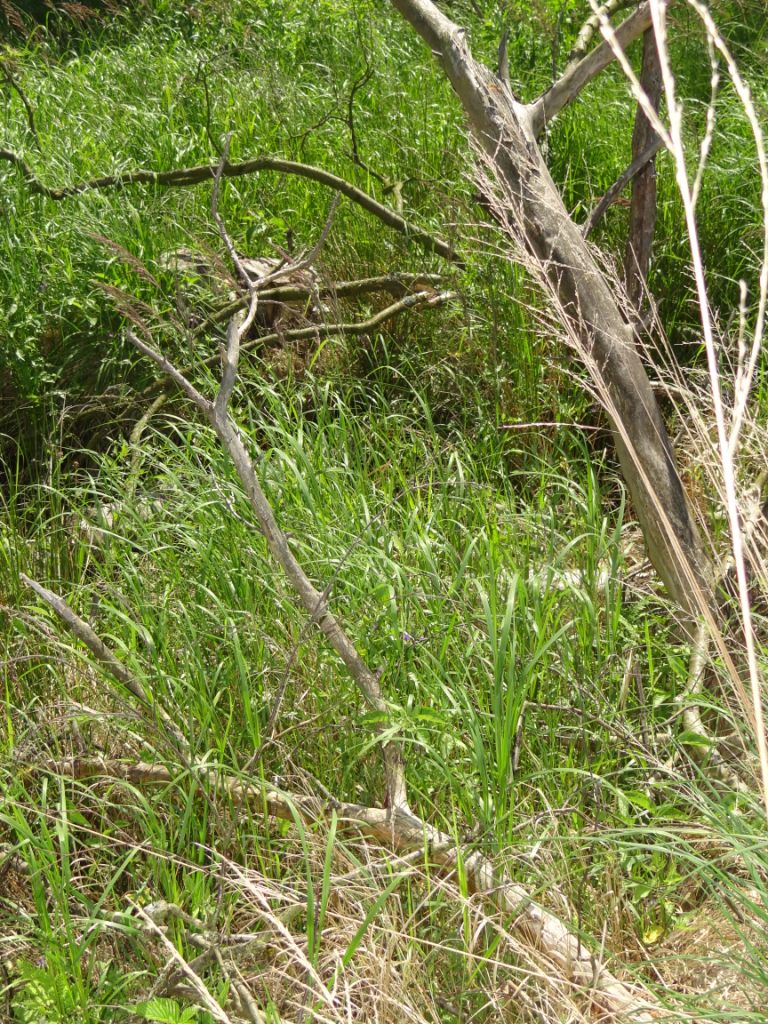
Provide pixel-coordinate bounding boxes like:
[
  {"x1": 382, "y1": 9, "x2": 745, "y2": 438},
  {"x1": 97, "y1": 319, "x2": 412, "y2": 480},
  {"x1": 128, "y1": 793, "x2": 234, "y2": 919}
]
[
  {"x1": 46, "y1": 754, "x2": 660, "y2": 1022},
  {"x1": 128, "y1": 310, "x2": 410, "y2": 806},
  {"x1": 142, "y1": 288, "x2": 453, "y2": 398}
]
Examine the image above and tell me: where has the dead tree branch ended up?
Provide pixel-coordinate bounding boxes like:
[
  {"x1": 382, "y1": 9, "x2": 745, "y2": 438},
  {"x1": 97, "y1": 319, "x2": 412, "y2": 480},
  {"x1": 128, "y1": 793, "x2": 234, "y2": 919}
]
[
  {"x1": 527, "y1": 2, "x2": 652, "y2": 136},
  {"x1": 0, "y1": 62, "x2": 42, "y2": 150},
  {"x1": 567, "y1": 0, "x2": 638, "y2": 68},
  {"x1": 125, "y1": 299, "x2": 410, "y2": 808},
  {"x1": 0, "y1": 147, "x2": 459, "y2": 265},
  {"x1": 142, "y1": 288, "x2": 453, "y2": 397},
  {"x1": 196, "y1": 272, "x2": 444, "y2": 334},
  {"x1": 390, "y1": 0, "x2": 712, "y2": 630},
  {"x1": 624, "y1": 28, "x2": 663, "y2": 315},
  {"x1": 581, "y1": 136, "x2": 663, "y2": 239},
  {"x1": 19, "y1": 574, "x2": 186, "y2": 749},
  {"x1": 46, "y1": 754, "x2": 660, "y2": 1021}
]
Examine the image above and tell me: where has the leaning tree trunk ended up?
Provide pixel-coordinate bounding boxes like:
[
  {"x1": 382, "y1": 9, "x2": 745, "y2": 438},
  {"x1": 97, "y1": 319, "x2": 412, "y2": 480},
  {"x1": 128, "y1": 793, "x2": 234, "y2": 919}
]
[{"x1": 390, "y1": 0, "x2": 712, "y2": 623}]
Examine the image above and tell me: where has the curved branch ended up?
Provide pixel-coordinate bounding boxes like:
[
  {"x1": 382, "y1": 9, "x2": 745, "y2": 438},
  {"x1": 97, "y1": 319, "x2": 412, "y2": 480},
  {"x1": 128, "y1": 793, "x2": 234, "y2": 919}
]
[
  {"x1": 194, "y1": 272, "x2": 444, "y2": 334},
  {"x1": 527, "y1": 2, "x2": 653, "y2": 136},
  {"x1": 0, "y1": 147, "x2": 460, "y2": 266}
]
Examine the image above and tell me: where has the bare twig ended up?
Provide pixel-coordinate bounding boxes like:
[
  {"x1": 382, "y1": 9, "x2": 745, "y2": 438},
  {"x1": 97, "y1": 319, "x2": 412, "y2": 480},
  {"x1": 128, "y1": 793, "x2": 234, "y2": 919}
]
[
  {"x1": 0, "y1": 62, "x2": 41, "y2": 150},
  {"x1": 0, "y1": 148, "x2": 460, "y2": 265},
  {"x1": 133, "y1": 902, "x2": 234, "y2": 1024},
  {"x1": 142, "y1": 289, "x2": 453, "y2": 397},
  {"x1": 527, "y1": 2, "x2": 652, "y2": 136},
  {"x1": 19, "y1": 574, "x2": 186, "y2": 748},
  {"x1": 581, "y1": 136, "x2": 663, "y2": 239},
  {"x1": 346, "y1": 63, "x2": 387, "y2": 186},
  {"x1": 302, "y1": 191, "x2": 341, "y2": 269},
  {"x1": 196, "y1": 272, "x2": 443, "y2": 334},
  {"x1": 209, "y1": 134, "x2": 261, "y2": 360}
]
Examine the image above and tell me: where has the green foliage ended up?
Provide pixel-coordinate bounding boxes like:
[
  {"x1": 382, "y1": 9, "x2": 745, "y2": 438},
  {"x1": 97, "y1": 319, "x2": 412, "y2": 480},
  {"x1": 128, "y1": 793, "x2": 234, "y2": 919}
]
[
  {"x1": 2, "y1": 369, "x2": 766, "y2": 1018},
  {"x1": 1, "y1": 2, "x2": 768, "y2": 1020},
  {"x1": 134, "y1": 998, "x2": 201, "y2": 1023}
]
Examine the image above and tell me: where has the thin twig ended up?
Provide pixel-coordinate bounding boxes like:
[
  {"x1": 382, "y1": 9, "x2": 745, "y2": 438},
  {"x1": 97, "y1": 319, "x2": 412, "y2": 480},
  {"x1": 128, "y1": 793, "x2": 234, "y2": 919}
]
[
  {"x1": 19, "y1": 574, "x2": 186, "y2": 747},
  {"x1": 195, "y1": 272, "x2": 443, "y2": 335},
  {"x1": 346, "y1": 63, "x2": 387, "y2": 186},
  {"x1": 1, "y1": 63, "x2": 42, "y2": 150},
  {"x1": 125, "y1": 309, "x2": 412, "y2": 810},
  {"x1": 141, "y1": 289, "x2": 454, "y2": 398}
]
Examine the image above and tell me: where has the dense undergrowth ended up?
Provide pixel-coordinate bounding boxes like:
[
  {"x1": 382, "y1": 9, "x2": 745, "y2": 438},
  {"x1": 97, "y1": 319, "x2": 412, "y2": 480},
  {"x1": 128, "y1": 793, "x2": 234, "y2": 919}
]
[{"x1": 2, "y1": 1, "x2": 768, "y2": 1021}]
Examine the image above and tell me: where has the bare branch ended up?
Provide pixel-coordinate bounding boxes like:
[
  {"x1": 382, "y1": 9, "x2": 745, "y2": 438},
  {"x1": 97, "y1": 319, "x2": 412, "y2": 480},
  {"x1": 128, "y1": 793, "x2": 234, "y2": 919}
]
[
  {"x1": 391, "y1": 0, "x2": 712, "y2": 628},
  {"x1": 301, "y1": 191, "x2": 340, "y2": 269},
  {"x1": 581, "y1": 135, "x2": 663, "y2": 239},
  {"x1": 210, "y1": 133, "x2": 248, "y2": 284},
  {"x1": 197, "y1": 272, "x2": 443, "y2": 334},
  {"x1": 0, "y1": 62, "x2": 42, "y2": 150},
  {"x1": 142, "y1": 288, "x2": 453, "y2": 397},
  {"x1": 624, "y1": 28, "x2": 663, "y2": 314},
  {"x1": 45, "y1": 754, "x2": 661, "y2": 1023},
  {"x1": 0, "y1": 148, "x2": 460, "y2": 265},
  {"x1": 567, "y1": 0, "x2": 638, "y2": 68},
  {"x1": 527, "y1": 2, "x2": 653, "y2": 136},
  {"x1": 209, "y1": 134, "x2": 259, "y2": 408},
  {"x1": 126, "y1": 302, "x2": 412, "y2": 810},
  {"x1": 19, "y1": 574, "x2": 186, "y2": 747},
  {"x1": 215, "y1": 314, "x2": 242, "y2": 418},
  {"x1": 128, "y1": 330, "x2": 213, "y2": 409}
]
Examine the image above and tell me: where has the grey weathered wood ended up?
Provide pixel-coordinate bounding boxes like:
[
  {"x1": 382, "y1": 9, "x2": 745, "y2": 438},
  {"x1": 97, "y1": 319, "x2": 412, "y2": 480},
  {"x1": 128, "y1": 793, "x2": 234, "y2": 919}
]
[{"x1": 390, "y1": 0, "x2": 712, "y2": 621}]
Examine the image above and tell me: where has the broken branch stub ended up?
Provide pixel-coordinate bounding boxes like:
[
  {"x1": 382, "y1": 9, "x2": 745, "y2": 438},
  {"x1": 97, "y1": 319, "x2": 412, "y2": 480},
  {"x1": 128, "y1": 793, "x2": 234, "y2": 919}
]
[{"x1": 390, "y1": 0, "x2": 712, "y2": 624}]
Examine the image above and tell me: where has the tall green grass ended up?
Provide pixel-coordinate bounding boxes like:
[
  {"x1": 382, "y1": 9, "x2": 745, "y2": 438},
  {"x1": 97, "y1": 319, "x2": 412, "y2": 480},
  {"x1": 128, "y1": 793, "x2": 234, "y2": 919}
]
[
  {"x1": 2, "y1": 2, "x2": 768, "y2": 1020},
  {"x1": 2, "y1": 371, "x2": 766, "y2": 1020}
]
